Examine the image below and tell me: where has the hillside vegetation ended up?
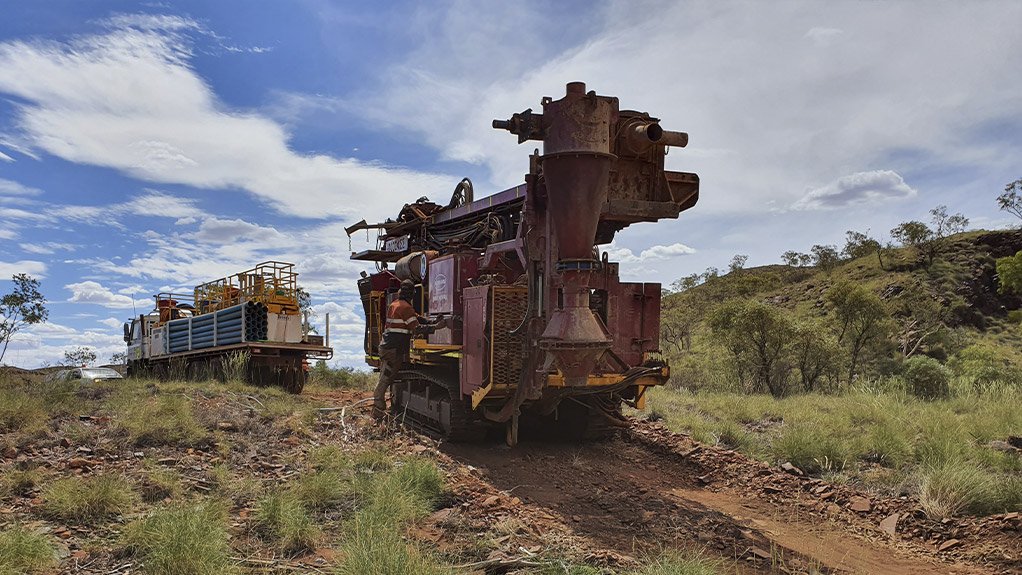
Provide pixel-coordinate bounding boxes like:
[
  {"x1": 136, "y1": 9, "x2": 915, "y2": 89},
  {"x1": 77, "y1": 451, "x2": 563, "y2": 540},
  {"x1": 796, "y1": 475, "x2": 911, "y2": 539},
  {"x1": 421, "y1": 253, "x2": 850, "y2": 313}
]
[{"x1": 650, "y1": 228, "x2": 1022, "y2": 518}]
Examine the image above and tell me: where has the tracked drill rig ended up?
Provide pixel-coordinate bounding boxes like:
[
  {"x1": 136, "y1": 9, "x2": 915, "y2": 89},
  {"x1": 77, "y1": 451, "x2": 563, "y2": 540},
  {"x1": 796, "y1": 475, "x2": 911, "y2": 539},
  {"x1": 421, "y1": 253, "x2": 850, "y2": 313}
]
[{"x1": 347, "y1": 82, "x2": 698, "y2": 444}]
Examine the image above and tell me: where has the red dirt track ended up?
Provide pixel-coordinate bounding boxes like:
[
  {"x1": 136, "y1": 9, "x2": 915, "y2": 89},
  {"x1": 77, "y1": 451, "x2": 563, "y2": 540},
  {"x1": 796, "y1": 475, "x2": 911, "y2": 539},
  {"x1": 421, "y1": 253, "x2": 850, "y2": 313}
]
[{"x1": 316, "y1": 390, "x2": 1022, "y2": 574}]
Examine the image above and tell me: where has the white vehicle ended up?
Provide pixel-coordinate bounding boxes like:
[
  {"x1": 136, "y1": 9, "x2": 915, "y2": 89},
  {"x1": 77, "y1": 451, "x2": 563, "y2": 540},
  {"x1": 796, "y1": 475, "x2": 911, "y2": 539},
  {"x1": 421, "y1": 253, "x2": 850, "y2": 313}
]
[{"x1": 47, "y1": 367, "x2": 123, "y2": 382}]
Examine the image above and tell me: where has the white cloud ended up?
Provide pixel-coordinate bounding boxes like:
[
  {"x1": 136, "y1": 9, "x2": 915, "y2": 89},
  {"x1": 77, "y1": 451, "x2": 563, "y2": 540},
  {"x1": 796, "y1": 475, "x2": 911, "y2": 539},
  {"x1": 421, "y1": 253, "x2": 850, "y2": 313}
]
[
  {"x1": 18, "y1": 242, "x2": 77, "y2": 255},
  {"x1": 350, "y1": 2, "x2": 1022, "y2": 217},
  {"x1": 65, "y1": 280, "x2": 139, "y2": 308},
  {"x1": 0, "y1": 207, "x2": 49, "y2": 222},
  {"x1": 4, "y1": 327, "x2": 126, "y2": 368},
  {"x1": 190, "y1": 217, "x2": 285, "y2": 244},
  {"x1": 0, "y1": 18, "x2": 451, "y2": 221},
  {"x1": 25, "y1": 322, "x2": 78, "y2": 337},
  {"x1": 0, "y1": 260, "x2": 46, "y2": 277},
  {"x1": 0, "y1": 151, "x2": 12, "y2": 162},
  {"x1": 793, "y1": 170, "x2": 917, "y2": 210},
  {"x1": 600, "y1": 242, "x2": 696, "y2": 264},
  {"x1": 99, "y1": 317, "x2": 124, "y2": 328},
  {"x1": 310, "y1": 300, "x2": 363, "y2": 324},
  {"x1": 119, "y1": 190, "x2": 204, "y2": 219},
  {"x1": 0, "y1": 189, "x2": 202, "y2": 229},
  {"x1": 0, "y1": 228, "x2": 16, "y2": 240},
  {"x1": 0, "y1": 178, "x2": 41, "y2": 196},
  {"x1": 639, "y1": 243, "x2": 698, "y2": 259},
  {"x1": 805, "y1": 27, "x2": 843, "y2": 45}
]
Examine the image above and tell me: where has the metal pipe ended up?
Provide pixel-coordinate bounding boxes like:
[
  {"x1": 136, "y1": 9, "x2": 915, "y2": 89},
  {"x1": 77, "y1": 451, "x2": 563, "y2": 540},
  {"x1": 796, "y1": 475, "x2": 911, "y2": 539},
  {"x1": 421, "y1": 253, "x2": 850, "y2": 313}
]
[{"x1": 658, "y1": 129, "x2": 688, "y2": 148}]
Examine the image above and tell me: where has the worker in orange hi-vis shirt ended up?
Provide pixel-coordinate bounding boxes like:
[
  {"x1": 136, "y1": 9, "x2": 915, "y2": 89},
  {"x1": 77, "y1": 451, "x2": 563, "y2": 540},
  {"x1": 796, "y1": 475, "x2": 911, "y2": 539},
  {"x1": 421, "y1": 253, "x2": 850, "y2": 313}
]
[{"x1": 373, "y1": 279, "x2": 446, "y2": 420}]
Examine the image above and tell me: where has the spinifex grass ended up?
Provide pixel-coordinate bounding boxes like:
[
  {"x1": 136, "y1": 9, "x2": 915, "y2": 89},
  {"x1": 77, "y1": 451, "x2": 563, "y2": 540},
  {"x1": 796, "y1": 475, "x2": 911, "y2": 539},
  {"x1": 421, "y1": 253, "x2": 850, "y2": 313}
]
[
  {"x1": 0, "y1": 526, "x2": 56, "y2": 575},
  {"x1": 335, "y1": 457, "x2": 449, "y2": 575},
  {"x1": 41, "y1": 474, "x2": 134, "y2": 523},
  {"x1": 645, "y1": 383, "x2": 1022, "y2": 517},
  {"x1": 114, "y1": 394, "x2": 209, "y2": 447},
  {"x1": 253, "y1": 493, "x2": 320, "y2": 554},
  {"x1": 122, "y1": 502, "x2": 234, "y2": 575}
]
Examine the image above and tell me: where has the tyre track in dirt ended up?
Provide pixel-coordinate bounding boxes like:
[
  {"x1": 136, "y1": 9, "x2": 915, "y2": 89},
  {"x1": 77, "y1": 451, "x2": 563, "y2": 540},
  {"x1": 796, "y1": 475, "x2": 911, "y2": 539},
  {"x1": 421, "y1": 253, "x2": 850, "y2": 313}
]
[
  {"x1": 442, "y1": 432, "x2": 998, "y2": 575},
  {"x1": 311, "y1": 389, "x2": 1012, "y2": 574}
]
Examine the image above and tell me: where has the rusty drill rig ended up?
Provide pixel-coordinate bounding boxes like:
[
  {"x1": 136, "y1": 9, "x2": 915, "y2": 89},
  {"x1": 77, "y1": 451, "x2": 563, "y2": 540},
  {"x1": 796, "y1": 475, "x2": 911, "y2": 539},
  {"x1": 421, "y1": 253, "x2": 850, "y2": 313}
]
[{"x1": 347, "y1": 82, "x2": 698, "y2": 444}]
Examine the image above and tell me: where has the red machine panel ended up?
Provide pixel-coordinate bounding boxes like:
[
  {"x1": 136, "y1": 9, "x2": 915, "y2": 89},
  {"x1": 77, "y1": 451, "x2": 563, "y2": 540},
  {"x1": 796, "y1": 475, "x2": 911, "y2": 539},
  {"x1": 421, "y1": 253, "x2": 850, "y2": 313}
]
[
  {"x1": 460, "y1": 286, "x2": 489, "y2": 397},
  {"x1": 607, "y1": 282, "x2": 661, "y2": 366},
  {"x1": 428, "y1": 253, "x2": 479, "y2": 345}
]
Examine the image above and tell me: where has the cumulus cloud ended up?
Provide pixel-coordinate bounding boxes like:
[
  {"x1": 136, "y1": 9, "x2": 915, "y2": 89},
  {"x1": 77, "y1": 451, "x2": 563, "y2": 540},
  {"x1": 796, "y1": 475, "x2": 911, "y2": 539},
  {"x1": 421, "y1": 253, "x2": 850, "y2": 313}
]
[
  {"x1": 793, "y1": 170, "x2": 917, "y2": 210},
  {"x1": 349, "y1": 2, "x2": 1022, "y2": 215},
  {"x1": 25, "y1": 322, "x2": 77, "y2": 337},
  {"x1": 5, "y1": 326, "x2": 126, "y2": 368},
  {"x1": 65, "y1": 280, "x2": 140, "y2": 308},
  {"x1": 191, "y1": 217, "x2": 285, "y2": 244},
  {"x1": 601, "y1": 242, "x2": 696, "y2": 264},
  {"x1": 0, "y1": 260, "x2": 46, "y2": 277},
  {"x1": 0, "y1": 16, "x2": 450, "y2": 221},
  {"x1": 99, "y1": 317, "x2": 124, "y2": 328}
]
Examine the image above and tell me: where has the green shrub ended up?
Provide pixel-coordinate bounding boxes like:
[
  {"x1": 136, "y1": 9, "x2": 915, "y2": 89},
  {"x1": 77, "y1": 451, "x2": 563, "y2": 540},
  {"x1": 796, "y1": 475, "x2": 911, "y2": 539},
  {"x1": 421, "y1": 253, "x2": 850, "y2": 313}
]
[
  {"x1": 948, "y1": 344, "x2": 1022, "y2": 389},
  {"x1": 254, "y1": 493, "x2": 320, "y2": 554},
  {"x1": 123, "y1": 502, "x2": 234, "y2": 575},
  {"x1": 352, "y1": 448, "x2": 395, "y2": 473},
  {"x1": 710, "y1": 421, "x2": 752, "y2": 451},
  {"x1": 903, "y1": 356, "x2": 951, "y2": 399},
  {"x1": 385, "y1": 458, "x2": 444, "y2": 513},
  {"x1": 336, "y1": 524, "x2": 450, "y2": 575},
  {"x1": 41, "y1": 474, "x2": 134, "y2": 523},
  {"x1": 309, "y1": 363, "x2": 374, "y2": 390},
  {"x1": 0, "y1": 526, "x2": 55, "y2": 574}
]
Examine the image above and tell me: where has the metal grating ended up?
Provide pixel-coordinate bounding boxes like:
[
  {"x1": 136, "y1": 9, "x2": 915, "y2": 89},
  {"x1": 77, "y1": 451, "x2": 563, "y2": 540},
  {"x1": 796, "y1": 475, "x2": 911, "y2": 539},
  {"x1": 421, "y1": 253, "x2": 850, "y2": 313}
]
[{"x1": 490, "y1": 287, "x2": 528, "y2": 388}]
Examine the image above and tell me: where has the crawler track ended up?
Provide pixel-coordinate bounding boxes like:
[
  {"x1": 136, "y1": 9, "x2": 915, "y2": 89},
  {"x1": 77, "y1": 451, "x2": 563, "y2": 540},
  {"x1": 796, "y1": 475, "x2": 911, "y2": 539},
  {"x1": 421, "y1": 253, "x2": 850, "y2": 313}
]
[{"x1": 390, "y1": 368, "x2": 484, "y2": 442}]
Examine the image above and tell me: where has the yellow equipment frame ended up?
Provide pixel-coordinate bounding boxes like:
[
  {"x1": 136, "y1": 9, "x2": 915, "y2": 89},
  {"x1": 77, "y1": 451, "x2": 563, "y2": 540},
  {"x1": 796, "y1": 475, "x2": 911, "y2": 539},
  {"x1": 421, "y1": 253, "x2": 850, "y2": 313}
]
[{"x1": 193, "y1": 261, "x2": 300, "y2": 315}]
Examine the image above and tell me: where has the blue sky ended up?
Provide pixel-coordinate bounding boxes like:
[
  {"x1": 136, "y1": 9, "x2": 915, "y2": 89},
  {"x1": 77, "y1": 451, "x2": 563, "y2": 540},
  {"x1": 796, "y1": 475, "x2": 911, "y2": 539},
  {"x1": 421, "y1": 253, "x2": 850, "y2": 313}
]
[{"x1": 1, "y1": 1, "x2": 1020, "y2": 368}]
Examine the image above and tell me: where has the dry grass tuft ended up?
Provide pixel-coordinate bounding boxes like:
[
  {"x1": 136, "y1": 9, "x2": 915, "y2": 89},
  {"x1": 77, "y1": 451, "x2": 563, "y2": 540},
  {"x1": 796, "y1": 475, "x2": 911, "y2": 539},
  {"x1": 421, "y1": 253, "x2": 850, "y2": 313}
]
[
  {"x1": 115, "y1": 395, "x2": 209, "y2": 447},
  {"x1": 41, "y1": 474, "x2": 134, "y2": 523},
  {"x1": 253, "y1": 493, "x2": 320, "y2": 555},
  {"x1": 122, "y1": 502, "x2": 234, "y2": 575}
]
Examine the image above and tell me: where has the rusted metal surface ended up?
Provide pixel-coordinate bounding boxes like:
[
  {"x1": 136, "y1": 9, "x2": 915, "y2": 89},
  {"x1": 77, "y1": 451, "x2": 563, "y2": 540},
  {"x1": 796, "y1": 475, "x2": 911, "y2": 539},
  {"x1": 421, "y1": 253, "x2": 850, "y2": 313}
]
[{"x1": 350, "y1": 81, "x2": 699, "y2": 440}]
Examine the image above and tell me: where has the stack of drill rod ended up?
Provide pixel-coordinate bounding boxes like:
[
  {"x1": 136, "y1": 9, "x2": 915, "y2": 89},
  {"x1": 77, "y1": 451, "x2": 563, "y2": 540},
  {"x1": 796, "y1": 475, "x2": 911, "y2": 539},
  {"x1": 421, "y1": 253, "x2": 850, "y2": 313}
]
[{"x1": 167, "y1": 301, "x2": 268, "y2": 353}]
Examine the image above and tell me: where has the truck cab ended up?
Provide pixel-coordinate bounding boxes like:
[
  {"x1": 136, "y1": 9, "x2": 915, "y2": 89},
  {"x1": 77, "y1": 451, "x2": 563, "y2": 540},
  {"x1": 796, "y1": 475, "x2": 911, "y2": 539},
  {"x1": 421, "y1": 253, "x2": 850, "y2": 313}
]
[{"x1": 124, "y1": 312, "x2": 163, "y2": 369}]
